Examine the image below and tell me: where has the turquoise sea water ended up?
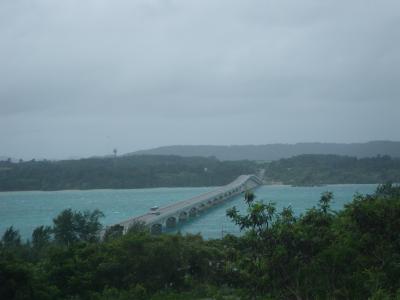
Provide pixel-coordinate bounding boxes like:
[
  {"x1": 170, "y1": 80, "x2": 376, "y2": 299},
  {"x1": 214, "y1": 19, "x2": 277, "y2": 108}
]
[{"x1": 0, "y1": 184, "x2": 377, "y2": 240}]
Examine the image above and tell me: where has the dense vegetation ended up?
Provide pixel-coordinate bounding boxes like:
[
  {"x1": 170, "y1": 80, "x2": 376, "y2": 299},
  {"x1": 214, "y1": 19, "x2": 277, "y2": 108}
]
[
  {"x1": 0, "y1": 155, "x2": 257, "y2": 191},
  {"x1": 263, "y1": 154, "x2": 400, "y2": 186},
  {"x1": 1, "y1": 184, "x2": 400, "y2": 299}
]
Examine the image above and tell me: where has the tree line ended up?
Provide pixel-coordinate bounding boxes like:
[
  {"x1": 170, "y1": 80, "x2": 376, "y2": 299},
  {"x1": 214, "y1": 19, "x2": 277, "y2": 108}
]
[
  {"x1": 1, "y1": 184, "x2": 399, "y2": 299},
  {"x1": 0, "y1": 155, "x2": 257, "y2": 191},
  {"x1": 2, "y1": 154, "x2": 400, "y2": 192}
]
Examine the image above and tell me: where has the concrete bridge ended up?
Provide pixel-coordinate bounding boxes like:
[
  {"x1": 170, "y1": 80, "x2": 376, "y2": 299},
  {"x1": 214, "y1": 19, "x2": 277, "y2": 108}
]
[{"x1": 113, "y1": 174, "x2": 263, "y2": 234}]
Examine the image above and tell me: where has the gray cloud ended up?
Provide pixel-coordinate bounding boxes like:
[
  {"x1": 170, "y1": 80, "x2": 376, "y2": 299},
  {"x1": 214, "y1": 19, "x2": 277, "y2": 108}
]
[{"x1": 1, "y1": 0, "x2": 399, "y2": 159}]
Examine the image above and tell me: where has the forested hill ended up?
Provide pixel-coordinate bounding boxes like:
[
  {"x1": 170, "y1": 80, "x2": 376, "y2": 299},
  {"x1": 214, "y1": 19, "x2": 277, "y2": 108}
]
[
  {"x1": 263, "y1": 154, "x2": 400, "y2": 186},
  {"x1": 129, "y1": 141, "x2": 400, "y2": 161},
  {"x1": 0, "y1": 155, "x2": 257, "y2": 191}
]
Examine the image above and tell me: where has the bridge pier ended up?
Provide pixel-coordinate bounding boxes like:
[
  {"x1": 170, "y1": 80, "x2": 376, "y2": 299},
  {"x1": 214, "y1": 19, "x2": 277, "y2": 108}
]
[
  {"x1": 198, "y1": 203, "x2": 206, "y2": 212},
  {"x1": 179, "y1": 211, "x2": 188, "y2": 222},
  {"x1": 189, "y1": 207, "x2": 197, "y2": 218}
]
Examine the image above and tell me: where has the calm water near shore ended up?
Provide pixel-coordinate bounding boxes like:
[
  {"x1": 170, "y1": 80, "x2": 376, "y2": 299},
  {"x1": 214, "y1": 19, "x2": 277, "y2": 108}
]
[{"x1": 0, "y1": 184, "x2": 377, "y2": 240}]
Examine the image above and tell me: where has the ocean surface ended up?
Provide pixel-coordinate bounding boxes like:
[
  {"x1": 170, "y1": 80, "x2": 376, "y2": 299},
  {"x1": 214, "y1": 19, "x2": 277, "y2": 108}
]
[{"x1": 0, "y1": 184, "x2": 378, "y2": 240}]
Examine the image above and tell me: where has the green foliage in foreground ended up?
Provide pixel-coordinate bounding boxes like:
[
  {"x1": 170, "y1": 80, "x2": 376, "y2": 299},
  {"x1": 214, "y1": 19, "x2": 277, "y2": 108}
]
[{"x1": 1, "y1": 184, "x2": 400, "y2": 299}]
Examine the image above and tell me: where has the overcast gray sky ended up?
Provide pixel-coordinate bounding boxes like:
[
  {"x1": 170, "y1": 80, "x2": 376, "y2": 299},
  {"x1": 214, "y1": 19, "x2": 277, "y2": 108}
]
[{"x1": 1, "y1": 0, "x2": 399, "y2": 159}]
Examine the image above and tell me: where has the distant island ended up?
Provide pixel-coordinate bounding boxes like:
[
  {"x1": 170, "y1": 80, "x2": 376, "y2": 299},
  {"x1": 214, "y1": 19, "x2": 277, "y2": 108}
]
[
  {"x1": 262, "y1": 154, "x2": 400, "y2": 186},
  {"x1": 1, "y1": 153, "x2": 400, "y2": 191},
  {"x1": 128, "y1": 141, "x2": 400, "y2": 161}
]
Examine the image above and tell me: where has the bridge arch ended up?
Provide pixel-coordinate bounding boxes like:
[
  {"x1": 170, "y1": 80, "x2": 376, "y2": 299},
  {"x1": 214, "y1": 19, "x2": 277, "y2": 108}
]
[
  {"x1": 150, "y1": 223, "x2": 162, "y2": 235},
  {"x1": 166, "y1": 217, "x2": 177, "y2": 228}
]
